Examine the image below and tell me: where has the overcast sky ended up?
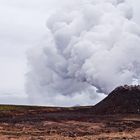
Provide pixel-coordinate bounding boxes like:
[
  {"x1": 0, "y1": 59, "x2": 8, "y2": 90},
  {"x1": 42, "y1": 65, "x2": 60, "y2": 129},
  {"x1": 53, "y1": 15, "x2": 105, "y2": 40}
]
[{"x1": 0, "y1": 0, "x2": 140, "y2": 105}]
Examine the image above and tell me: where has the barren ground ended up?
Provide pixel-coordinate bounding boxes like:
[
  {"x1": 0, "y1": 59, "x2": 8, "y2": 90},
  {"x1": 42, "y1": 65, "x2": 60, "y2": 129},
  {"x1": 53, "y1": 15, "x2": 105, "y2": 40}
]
[{"x1": 0, "y1": 105, "x2": 139, "y2": 140}]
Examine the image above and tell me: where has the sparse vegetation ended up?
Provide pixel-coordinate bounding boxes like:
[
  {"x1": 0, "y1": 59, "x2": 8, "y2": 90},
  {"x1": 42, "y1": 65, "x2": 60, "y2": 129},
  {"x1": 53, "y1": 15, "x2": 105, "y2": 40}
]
[
  {"x1": 0, "y1": 105, "x2": 18, "y2": 111},
  {"x1": 0, "y1": 86, "x2": 139, "y2": 139}
]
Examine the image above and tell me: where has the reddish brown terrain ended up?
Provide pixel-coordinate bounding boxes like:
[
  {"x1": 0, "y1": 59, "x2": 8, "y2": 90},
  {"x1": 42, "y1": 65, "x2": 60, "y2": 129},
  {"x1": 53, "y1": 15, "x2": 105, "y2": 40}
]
[{"x1": 0, "y1": 85, "x2": 140, "y2": 140}]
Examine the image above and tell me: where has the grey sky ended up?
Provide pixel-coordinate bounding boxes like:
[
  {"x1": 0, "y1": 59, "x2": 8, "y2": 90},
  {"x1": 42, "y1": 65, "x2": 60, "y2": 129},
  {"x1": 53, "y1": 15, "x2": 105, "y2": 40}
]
[
  {"x1": 0, "y1": 0, "x2": 55, "y2": 104},
  {"x1": 0, "y1": 0, "x2": 140, "y2": 105}
]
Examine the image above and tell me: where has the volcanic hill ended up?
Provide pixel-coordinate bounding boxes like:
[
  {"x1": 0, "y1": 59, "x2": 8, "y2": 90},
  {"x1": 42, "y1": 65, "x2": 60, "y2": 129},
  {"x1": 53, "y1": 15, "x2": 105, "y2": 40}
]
[{"x1": 92, "y1": 85, "x2": 140, "y2": 114}]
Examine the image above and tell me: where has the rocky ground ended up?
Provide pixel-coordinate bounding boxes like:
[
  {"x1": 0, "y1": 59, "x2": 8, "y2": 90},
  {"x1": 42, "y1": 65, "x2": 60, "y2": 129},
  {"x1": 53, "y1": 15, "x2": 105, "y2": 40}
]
[
  {"x1": 0, "y1": 105, "x2": 139, "y2": 140},
  {"x1": 0, "y1": 85, "x2": 139, "y2": 140}
]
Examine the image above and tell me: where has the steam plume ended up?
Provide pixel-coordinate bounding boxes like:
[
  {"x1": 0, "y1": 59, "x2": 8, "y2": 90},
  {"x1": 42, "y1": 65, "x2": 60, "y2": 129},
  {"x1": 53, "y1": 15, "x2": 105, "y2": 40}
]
[{"x1": 26, "y1": 0, "x2": 140, "y2": 106}]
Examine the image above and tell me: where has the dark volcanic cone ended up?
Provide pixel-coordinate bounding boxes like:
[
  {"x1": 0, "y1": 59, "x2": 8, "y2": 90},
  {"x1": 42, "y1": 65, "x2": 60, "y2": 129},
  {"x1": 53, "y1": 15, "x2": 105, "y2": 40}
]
[{"x1": 92, "y1": 85, "x2": 140, "y2": 114}]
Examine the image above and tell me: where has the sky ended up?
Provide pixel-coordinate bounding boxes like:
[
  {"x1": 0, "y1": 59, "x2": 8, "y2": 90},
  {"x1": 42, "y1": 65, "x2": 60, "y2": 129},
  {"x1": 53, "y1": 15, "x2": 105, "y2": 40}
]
[{"x1": 0, "y1": 0, "x2": 140, "y2": 106}]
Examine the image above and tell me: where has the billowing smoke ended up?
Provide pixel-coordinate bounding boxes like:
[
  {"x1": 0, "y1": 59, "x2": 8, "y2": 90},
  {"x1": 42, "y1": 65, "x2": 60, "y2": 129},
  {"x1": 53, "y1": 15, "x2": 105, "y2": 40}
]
[{"x1": 26, "y1": 0, "x2": 140, "y2": 106}]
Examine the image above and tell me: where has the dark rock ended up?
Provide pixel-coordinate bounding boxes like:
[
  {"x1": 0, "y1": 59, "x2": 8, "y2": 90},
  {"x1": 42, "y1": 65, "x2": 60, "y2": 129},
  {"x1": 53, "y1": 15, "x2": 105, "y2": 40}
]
[{"x1": 92, "y1": 85, "x2": 140, "y2": 114}]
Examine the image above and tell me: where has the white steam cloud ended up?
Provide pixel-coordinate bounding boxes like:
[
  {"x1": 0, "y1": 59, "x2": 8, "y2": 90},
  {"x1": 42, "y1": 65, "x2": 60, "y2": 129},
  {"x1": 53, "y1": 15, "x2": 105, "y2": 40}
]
[{"x1": 26, "y1": 0, "x2": 140, "y2": 106}]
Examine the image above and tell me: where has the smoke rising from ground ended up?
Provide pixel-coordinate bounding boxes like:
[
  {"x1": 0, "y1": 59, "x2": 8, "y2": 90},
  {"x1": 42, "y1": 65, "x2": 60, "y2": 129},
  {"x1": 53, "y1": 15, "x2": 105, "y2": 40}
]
[{"x1": 26, "y1": 0, "x2": 140, "y2": 106}]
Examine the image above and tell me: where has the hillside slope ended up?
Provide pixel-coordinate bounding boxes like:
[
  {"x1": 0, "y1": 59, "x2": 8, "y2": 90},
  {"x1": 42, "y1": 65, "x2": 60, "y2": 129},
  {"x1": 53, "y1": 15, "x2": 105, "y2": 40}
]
[{"x1": 92, "y1": 85, "x2": 140, "y2": 114}]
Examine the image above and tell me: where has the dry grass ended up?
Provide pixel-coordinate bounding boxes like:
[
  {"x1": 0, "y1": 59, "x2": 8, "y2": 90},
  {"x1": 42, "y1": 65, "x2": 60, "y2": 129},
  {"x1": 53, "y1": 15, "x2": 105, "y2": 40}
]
[{"x1": 0, "y1": 105, "x2": 139, "y2": 140}]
